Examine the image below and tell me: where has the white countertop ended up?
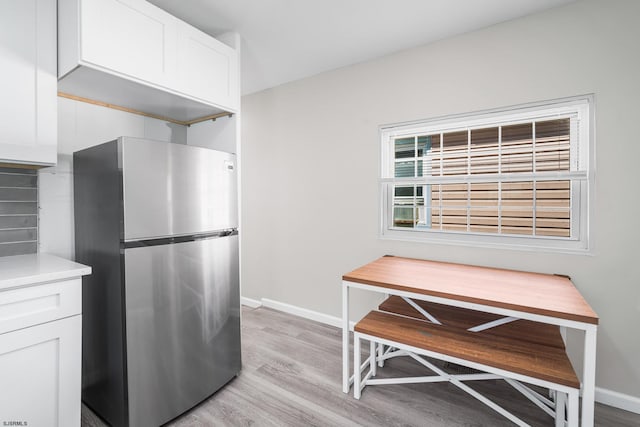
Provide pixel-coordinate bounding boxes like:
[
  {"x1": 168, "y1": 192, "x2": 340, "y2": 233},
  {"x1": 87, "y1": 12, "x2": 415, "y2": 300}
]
[{"x1": 0, "y1": 253, "x2": 91, "y2": 291}]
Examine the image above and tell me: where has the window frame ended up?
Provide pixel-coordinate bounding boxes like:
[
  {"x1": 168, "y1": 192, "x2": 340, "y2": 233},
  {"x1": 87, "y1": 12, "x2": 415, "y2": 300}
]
[{"x1": 379, "y1": 95, "x2": 594, "y2": 253}]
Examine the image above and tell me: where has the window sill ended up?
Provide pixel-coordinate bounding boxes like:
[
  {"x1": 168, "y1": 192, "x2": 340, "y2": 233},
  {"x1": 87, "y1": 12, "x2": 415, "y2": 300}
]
[{"x1": 379, "y1": 229, "x2": 592, "y2": 256}]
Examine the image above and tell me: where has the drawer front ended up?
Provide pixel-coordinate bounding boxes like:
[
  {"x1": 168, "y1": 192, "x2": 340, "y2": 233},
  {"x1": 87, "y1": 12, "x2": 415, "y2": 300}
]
[{"x1": 0, "y1": 279, "x2": 81, "y2": 334}]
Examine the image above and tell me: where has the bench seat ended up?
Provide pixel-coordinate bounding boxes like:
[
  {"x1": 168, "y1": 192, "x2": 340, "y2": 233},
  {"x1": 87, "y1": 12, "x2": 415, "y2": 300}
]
[
  {"x1": 355, "y1": 309, "x2": 579, "y2": 389},
  {"x1": 379, "y1": 295, "x2": 567, "y2": 349}
]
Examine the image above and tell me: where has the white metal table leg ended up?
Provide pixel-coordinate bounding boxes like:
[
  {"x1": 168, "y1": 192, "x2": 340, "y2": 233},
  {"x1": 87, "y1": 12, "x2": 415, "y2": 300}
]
[
  {"x1": 342, "y1": 282, "x2": 350, "y2": 393},
  {"x1": 568, "y1": 389, "x2": 579, "y2": 427},
  {"x1": 581, "y1": 325, "x2": 597, "y2": 427},
  {"x1": 370, "y1": 340, "x2": 377, "y2": 377},
  {"x1": 354, "y1": 333, "x2": 361, "y2": 399},
  {"x1": 555, "y1": 391, "x2": 566, "y2": 427},
  {"x1": 378, "y1": 293, "x2": 388, "y2": 368}
]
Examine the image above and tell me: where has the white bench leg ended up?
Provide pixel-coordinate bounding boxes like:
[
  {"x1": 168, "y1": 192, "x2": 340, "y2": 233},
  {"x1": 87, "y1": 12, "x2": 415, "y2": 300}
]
[
  {"x1": 370, "y1": 340, "x2": 377, "y2": 377},
  {"x1": 354, "y1": 333, "x2": 361, "y2": 399},
  {"x1": 567, "y1": 389, "x2": 579, "y2": 427},
  {"x1": 378, "y1": 343, "x2": 384, "y2": 367},
  {"x1": 555, "y1": 391, "x2": 566, "y2": 427}
]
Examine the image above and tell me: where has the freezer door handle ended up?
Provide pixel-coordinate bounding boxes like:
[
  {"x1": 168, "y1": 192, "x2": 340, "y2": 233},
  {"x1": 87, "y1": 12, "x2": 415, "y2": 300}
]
[{"x1": 122, "y1": 229, "x2": 238, "y2": 249}]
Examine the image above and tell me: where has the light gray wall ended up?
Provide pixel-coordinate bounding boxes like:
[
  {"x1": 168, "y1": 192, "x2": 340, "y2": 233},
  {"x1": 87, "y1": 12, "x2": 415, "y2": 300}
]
[
  {"x1": 186, "y1": 115, "x2": 237, "y2": 153},
  {"x1": 240, "y1": 0, "x2": 640, "y2": 399}
]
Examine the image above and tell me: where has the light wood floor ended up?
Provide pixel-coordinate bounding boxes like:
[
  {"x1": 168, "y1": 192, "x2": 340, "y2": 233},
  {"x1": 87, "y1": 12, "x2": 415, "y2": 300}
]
[{"x1": 83, "y1": 306, "x2": 640, "y2": 426}]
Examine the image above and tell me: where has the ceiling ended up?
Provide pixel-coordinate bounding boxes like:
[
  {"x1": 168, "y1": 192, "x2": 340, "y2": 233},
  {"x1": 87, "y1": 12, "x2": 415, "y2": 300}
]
[{"x1": 148, "y1": 0, "x2": 576, "y2": 96}]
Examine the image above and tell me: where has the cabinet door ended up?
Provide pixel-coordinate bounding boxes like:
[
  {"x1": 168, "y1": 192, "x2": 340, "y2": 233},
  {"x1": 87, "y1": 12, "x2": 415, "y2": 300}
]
[
  {"x1": 0, "y1": 316, "x2": 81, "y2": 427},
  {"x1": 80, "y1": 0, "x2": 177, "y2": 86},
  {"x1": 0, "y1": 0, "x2": 56, "y2": 165},
  {"x1": 177, "y1": 23, "x2": 239, "y2": 111}
]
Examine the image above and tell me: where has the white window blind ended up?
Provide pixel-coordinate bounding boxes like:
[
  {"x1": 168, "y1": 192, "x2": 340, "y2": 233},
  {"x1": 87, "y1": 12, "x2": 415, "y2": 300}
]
[{"x1": 380, "y1": 96, "x2": 593, "y2": 252}]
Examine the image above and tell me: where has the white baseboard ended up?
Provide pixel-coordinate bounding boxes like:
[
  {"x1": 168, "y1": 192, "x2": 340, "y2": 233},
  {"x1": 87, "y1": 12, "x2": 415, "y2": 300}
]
[
  {"x1": 240, "y1": 296, "x2": 262, "y2": 308},
  {"x1": 595, "y1": 386, "x2": 640, "y2": 414},
  {"x1": 261, "y1": 298, "x2": 344, "y2": 328}
]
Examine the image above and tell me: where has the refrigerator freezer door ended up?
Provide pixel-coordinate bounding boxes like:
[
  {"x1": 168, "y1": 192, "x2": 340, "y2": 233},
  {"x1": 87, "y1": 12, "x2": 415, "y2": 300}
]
[
  {"x1": 123, "y1": 235, "x2": 241, "y2": 427},
  {"x1": 121, "y1": 138, "x2": 238, "y2": 241}
]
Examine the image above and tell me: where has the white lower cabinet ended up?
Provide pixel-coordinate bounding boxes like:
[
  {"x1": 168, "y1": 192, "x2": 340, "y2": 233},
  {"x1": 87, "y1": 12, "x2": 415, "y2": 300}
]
[
  {"x1": 0, "y1": 255, "x2": 90, "y2": 427},
  {"x1": 0, "y1": 315, "x2": 81, "y2": 426}
]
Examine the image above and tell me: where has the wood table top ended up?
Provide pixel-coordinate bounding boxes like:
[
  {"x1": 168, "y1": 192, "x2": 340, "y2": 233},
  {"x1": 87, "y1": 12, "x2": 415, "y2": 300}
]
[{"x1": 343, "y1": 256, "x2": 598, "y2": 325}]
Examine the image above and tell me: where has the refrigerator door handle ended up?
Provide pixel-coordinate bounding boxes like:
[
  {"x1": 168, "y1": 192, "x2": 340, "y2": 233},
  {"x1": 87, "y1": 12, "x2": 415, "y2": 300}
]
[{"x1": 122, "y1": 229, "x2": 238, "y2": 249}]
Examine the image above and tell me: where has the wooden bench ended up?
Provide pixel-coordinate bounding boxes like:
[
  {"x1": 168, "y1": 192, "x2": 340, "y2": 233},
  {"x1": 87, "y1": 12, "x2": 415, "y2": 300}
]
[
  {"x1": 379, "y1": 295, "x2": 568, "y2": 349},
  {"x1": 352, "y1": 296, "x2": 580, "y2": 426}
]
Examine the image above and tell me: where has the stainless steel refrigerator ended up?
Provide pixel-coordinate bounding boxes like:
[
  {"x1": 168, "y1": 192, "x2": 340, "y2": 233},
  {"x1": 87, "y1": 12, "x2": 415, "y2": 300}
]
[{"x1": 74, "y1": 137, "x2": 241, "y2": 427}]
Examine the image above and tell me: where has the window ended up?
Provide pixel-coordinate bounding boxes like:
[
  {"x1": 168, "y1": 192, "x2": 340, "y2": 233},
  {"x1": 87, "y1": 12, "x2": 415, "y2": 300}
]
[{"x1": 380, "y1": 96, "x2": 593, "y2": 252}]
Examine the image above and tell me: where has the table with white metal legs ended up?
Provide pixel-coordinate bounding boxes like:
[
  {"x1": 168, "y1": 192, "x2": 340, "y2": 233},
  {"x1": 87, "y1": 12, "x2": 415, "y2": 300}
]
[{"x1": 341, "y1": 256, "x2": 599, "y2": 427}]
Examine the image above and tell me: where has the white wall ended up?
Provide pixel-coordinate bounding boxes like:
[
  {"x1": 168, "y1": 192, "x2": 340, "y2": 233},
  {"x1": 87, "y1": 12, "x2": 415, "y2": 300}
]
[
  {"x1": 38, "y1": 97, "x2": 187, "y2": 259},
  {"x1": 187, "y1": 115, "x2": 237, "y2": 153},
  {"x1": 240, "y1": 0, "x2": 640, "y2": 403}
]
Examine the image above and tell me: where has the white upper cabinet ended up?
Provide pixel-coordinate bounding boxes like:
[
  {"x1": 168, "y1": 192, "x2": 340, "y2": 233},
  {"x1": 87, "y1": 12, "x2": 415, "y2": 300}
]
[
  {"x1": 78, "y1": 0, "x2": 177, "y2": 86},
  {"x1": 58, "y1": 0, "x2": 239, "y2": 122},
  {"x1": 176, "y1": 22, "x2": 239, "y2": 109},
  {"x1": 0, "y1": 0, "x2": 57, "y2": 166}
]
